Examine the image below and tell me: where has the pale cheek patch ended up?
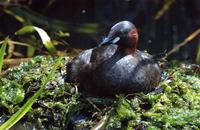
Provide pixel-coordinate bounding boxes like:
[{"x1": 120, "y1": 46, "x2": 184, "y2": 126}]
[{"x1": 112, "y1": 37, "x2": 120, "y2": 44}]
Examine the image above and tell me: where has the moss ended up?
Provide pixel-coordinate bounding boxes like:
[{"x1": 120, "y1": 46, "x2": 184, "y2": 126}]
[
  {"x1": 0, "y1": 56, "x2": 80, "y2": 129},
  {"x1": 0, "y1": 57, "x2": 200, "y2": 129},
  {"x1": 0, "y1": 78, "x2": 24, "y2": 110},
  {"x1": 106, "y1": 65, "x2": 200, "y2": 129}
]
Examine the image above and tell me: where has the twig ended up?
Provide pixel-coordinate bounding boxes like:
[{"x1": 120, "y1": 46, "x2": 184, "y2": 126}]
[
  {"x1": 0, "y1": 39, "x2": 32, "y2": 47},
  {"x1": 90, "y1": 115, "x2": 108, "y2": 130},
  {"x1": 0, "y1": 39, "x2": 48, "y2": 55},
  {"x1": 0, "y1": 2, "x2": 19, "y2": 7},
  {"x1": 154, "y1": 0, "x2": 175, "y2": 20},
  {"x1": 86, "y1": 98, "x2": 101, "y2": 112},
  {"x1": 0, "y1": 69, "x2": 10, "y2": 77},
  {"x1": 164, "y1": 28, "x2": 200, "y2": 59},
  {"x1": 3, "y1": 58, "x2": 32, "y2": 66}
]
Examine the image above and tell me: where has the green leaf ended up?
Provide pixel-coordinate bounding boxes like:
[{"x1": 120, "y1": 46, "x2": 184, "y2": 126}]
[
  {"x1": 75, "y1": 23, "x2": 99, "y2": 34},
  {"x1": 16, "y1": 26, "x2": 56, "y2": 54},
  {"x1": 3, "y1": 9, "x2": 25, "y2": 23},
  {"x1": 56, "y1": 31, "x2": 70, "y2": 38},
  {"x1": 0, "y1": 37, "x2": 8, "y2": 73},
  {"x1": 0, "y1": 57, "x2": 62, "y2": 130},
  {"x1": 15, "y1": 26, "x2": 35, "y2": 35},
  {"x1": 27, "y1": 46, "x2": 36, "y2": 57}
]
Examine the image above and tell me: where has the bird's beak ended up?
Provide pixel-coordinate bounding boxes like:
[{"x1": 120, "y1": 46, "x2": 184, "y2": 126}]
[{"x1": 99, "y1": 36, "x2": 120, "y2": 46}]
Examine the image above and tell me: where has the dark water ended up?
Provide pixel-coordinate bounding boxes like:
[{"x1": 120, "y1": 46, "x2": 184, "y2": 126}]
[{"x1": 0, "y1": 0, "x2": 200, "y2": 61}]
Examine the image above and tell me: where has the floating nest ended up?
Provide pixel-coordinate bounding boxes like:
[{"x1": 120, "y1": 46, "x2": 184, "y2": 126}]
[{"x1": 0, "y1": 56, "x2": 199, "y2": 130}]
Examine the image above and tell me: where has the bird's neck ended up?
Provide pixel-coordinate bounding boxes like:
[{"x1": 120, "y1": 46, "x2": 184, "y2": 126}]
[
  {"x1": 116, "y1": 40, "x2": 137, "y2": 55},
  {"x1": 117, "y1": 45, "x2": 136, "y2": 55}
]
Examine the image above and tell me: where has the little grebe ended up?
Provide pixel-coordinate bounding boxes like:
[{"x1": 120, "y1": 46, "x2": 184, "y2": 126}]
[{"x1": 67, "y1": 21, "x2": 161, "y2": 96}]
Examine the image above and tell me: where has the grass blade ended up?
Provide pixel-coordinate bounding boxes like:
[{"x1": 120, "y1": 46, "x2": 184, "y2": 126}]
[
  {"x1": 15, "y1": 26, "x2": 35, "y2": 34},
  {"x1": 196, "y1": 39, "x2": 200, "y2": 64},
  {"x1": 27, "y1": 46, "x2": 36, "y2": 57},
  {"x1": 0, "y1": 37, "x2": 8, "y2": 73},
  {"x1": 0, "y1": 57, "x2": 62, "y2": 130},
  {"x1": 16, "y1": 25, "x2": 57, "y2": 54},
  {"x1": 154, "y1": 0, "x2": 175, "y2": 20}
]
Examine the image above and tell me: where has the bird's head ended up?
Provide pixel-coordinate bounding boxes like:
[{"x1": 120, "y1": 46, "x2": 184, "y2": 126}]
[{"x1": 99, "y1": 21, "x2": 138, "y2": 52}]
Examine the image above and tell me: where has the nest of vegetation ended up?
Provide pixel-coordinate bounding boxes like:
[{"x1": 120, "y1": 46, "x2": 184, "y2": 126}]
[{"x1": 0, "y1": 56, "x2": 199, "y2": 130}]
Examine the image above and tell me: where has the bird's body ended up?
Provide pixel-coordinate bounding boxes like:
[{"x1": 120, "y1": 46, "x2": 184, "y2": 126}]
[{"x1": 67, "y1": 21, "x2": 161, "y2": 96}]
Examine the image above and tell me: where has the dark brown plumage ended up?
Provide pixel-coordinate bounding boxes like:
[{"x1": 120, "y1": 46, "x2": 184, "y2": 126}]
[{"x1": 67, "y1": 21, "x2": 161, "y2": 96}]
